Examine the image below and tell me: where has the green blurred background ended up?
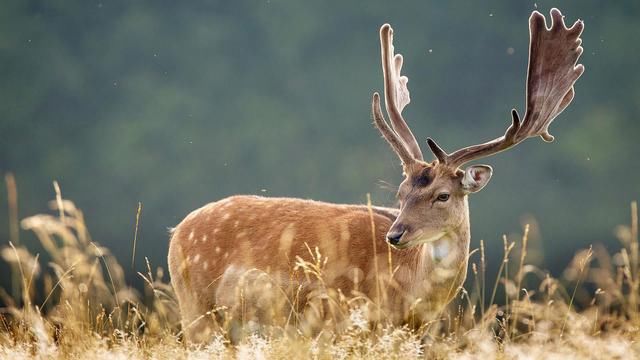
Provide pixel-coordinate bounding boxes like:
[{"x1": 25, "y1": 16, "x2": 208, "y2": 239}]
[{"x1": 1, "y1": 1, "x2": 638, "y2": 289}]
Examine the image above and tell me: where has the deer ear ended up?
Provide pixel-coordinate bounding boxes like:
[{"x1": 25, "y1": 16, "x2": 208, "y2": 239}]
[{"x1": 461, "y1": 165, "x2": 493, "y2": 193}]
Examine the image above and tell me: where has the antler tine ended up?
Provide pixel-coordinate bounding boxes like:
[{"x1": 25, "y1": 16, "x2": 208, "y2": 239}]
[
  {"x1": 426, "y1": 138, "x2": 448, "y2": 163},
  {"x1": 379, "y1": 24, "x2": 424, "y2": 161},
  {"x1": 444, "y1": 8, "x2": 584, "y2": 168},
  {"x1": 372, "y1": 92, "x2": 416, "y2": 165}
]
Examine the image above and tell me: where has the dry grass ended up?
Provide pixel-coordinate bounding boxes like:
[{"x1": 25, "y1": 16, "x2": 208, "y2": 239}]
[{"x1": 1, "y1": 187, "x2": 639, "y2": 359}]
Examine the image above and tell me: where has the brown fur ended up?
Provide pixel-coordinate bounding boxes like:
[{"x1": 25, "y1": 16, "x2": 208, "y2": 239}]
[{"x1": 168, "y1": 161, "x2": 473, "y2": 343}]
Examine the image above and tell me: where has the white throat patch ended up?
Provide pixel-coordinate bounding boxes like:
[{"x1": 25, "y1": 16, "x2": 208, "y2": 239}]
[{"x1": 429, "y1": 235, "x2": 457, "y2": 266}]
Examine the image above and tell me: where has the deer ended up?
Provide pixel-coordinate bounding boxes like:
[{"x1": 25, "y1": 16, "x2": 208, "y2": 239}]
[{"x1": 168, "y1": 8, "x2": 584, "y2": 343}]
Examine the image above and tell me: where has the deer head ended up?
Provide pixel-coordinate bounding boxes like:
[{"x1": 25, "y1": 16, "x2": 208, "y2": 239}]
[{"x1": 372, "y1": 9, "x2": 584, "y2": 248}]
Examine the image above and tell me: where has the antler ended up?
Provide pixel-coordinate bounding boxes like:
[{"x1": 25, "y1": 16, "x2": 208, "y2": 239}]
[
  {"x1": 428, "y1": 8, "x2": 585, "y2": 168},
  {"x1": 372, "y1": 24, "x2": 424, "y2": 164}
]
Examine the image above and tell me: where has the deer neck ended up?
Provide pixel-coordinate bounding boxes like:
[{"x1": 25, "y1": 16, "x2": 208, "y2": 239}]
[
  {"x1": 423, "y1": 218, "x2": 470, "y2": 268},
  {"x1": 410, "y1": 205, "x2": 471, "y2": 307}
]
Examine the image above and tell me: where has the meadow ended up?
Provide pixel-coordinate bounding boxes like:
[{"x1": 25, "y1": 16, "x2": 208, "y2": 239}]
[
  {"x1": 0, "y1": 184, "x2": 638, "y2": 359},
  {"x1": 1, "y1": 2, "x2": 638, "y2": 359}
]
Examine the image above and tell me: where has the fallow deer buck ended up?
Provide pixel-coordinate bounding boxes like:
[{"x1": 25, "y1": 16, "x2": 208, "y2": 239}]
[{"x1": 169, "y1": 8, "x2": 584, "y2": 343}]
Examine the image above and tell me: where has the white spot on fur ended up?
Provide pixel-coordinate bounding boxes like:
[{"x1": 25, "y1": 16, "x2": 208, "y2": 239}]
[
  {"x1": 213, "y1": 228, "x2": 220, "y2": 234},
  {"x1": 223, "y1": 213, "x2": 231, "y2": 220},
  {"x1": 203, "y1": 261, "x2": 209, "y2": 270},
  {"x1": 215, "y1": 246, "x2": 221, "y2": 253},
  {"x1": 234, "y1": 220, "x2": 240, "y2": 228},
  {"x1": 178, "y1": 260, "x2": 187, "y2": 273},
  {"x1": 337, "y1": 222, "x2": 351, "y2": 266},
  {"x1": 278, "y1": 223, "x2": 296, "y2": 255},
  {"x1": 340, "y1": 223, "x2": 351, "y2": 242},
  {"x1": 236, "y1": 231, "x2": 246, "y2": 239},
  {"x1": 201, "y1": 235, "x2": 208, "y2": 243},
  {"x1": 193, "y1": 254, "x2": 201, "y2": 264},
  {"x1": 188, "y1": 231, "x2": 195, "y2": 241}
]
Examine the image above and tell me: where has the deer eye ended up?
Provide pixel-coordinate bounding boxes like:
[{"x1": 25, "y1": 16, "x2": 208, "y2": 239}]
[{"x1": 436, "y1": 193, "x2": 450, "y2": 202}]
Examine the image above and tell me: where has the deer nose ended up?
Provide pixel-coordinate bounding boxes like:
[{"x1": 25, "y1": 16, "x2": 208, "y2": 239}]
[{"x1": 386, "y1": 229, "x2": 405, "y2": 245}]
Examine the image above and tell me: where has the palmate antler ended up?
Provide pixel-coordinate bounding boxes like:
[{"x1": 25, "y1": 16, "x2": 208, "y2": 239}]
[{"x1": 427, "y1": 8, "x2": 585, "y2": 167}]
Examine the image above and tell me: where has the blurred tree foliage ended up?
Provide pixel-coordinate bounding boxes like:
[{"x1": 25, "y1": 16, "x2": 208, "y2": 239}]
[{"x1": 1, "y1": 1, "x2": 638, "y2": 284}]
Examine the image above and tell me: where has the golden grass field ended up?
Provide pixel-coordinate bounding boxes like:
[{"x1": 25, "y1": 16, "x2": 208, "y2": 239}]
[{"x1": 1, "y1": 183, "x2": 639, "y2": 359}]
